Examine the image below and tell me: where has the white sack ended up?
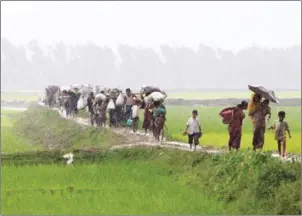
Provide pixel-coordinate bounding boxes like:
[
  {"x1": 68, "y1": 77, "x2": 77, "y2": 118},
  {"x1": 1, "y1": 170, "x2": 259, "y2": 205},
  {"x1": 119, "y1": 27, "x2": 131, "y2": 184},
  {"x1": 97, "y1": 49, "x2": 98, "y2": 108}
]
[
  {"x1": 77, "y1": 97, "x2": 86, "y2": 110},
  {"x1": 147, "y1": 92, "x2": 167, "y2": 102},
  {"x1": 107, "y1": 99, "x2": 115, "y2": 110},
  {"x1": 95, "y1": 93, "x2": 106, "y2": 100},
  {"x1": 116, "y1": 93, "x2": 124, "y2": 105}
]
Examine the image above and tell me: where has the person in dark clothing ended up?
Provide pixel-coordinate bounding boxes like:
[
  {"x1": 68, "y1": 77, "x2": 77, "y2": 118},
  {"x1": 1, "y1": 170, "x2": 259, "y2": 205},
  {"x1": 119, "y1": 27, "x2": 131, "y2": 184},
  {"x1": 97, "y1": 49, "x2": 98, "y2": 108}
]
[{"x1": 87, "y1": 92, "x2": 95, "y2": 126}]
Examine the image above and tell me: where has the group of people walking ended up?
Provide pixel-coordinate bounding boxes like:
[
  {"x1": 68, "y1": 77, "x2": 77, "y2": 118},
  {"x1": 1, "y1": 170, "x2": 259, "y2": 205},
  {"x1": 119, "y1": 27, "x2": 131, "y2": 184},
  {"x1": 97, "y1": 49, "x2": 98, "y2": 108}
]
[
  {"x1": 46, "y1": 85, "x2": 291, "y2": 157},
  {"x1": 219, "y1": 93, "x2": 291, "y2": 158},
  {"x1": 85, "y1": 87, "x2": 167, "y2": 142}
]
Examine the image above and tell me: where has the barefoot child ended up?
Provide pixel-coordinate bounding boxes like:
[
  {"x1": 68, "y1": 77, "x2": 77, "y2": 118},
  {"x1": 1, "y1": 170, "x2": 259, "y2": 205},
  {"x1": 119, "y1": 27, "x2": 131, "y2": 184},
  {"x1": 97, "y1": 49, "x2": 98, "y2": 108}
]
[
  {"x1": 268, "y1": 111, "x2": 291, "y2": 158},
  {"x1": 183, "y1": 110, "x2": 202, "y2": 151}
]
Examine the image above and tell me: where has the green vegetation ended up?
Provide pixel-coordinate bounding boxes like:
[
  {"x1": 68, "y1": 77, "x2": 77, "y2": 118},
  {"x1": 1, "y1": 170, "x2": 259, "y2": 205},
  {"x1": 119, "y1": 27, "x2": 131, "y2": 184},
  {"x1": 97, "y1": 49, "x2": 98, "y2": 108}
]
[
  {"x1": 1, "y1": 109, "x2": 42, "y2": 153},
  {"x1": 2, "y1": 149, "x2": 300, "y2": 215},
  {"x1": 161, "y1": 106, "x2": 301, "y2": 154},
  {"x1": 2, "y1": 105, "x2": 300, "y2": 214},
  {"x1": 1, "y1": 105, "x2": 124, "y2": 153},
  {"x1": 167, "y1": 90, "x2": 301, "y2": 100}
]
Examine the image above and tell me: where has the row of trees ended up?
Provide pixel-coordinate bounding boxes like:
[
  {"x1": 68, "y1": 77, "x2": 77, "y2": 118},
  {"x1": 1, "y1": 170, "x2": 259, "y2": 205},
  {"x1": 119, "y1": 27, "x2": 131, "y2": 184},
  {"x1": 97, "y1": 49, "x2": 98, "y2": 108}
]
[{"x1": 1, "y1": 38, "x2": 300, "y2": 91}]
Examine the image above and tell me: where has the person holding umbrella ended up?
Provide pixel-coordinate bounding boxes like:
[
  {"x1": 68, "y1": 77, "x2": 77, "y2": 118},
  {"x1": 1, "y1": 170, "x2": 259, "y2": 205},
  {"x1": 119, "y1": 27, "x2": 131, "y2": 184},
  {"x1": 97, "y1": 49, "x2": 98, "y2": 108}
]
[
  {"x1": 247, "y1": 85, "x2": 278, "y2": 151},
  {"x1": 249, "y1": 99, "x2": 271, "y2": 150}
]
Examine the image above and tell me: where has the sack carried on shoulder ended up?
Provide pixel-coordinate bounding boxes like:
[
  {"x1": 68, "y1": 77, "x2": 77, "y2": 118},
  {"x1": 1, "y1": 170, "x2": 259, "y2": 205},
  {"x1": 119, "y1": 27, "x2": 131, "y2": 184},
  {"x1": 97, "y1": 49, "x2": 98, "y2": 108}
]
[{"x1": 219, "y1": 108, "x2": 234, "y2": 124}]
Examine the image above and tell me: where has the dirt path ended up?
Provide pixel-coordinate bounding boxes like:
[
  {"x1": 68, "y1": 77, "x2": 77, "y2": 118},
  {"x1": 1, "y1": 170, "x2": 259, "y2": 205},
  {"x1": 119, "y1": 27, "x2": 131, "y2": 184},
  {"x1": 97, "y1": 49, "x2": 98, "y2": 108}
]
[{"x1": 57, "y1": 108, "x2": 220, "y2": 153}]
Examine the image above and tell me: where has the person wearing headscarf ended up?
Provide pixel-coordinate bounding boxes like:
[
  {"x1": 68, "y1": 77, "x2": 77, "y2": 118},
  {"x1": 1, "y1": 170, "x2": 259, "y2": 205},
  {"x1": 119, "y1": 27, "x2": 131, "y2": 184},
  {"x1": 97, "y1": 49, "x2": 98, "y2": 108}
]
[{"x1": 248, "y1": 93, "x2": 262, "y2": 127}]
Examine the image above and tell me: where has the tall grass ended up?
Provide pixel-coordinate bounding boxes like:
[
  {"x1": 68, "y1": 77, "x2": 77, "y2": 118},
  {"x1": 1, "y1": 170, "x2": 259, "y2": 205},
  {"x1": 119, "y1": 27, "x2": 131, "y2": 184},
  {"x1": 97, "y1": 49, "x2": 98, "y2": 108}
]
[{"x1": 2, "y1": 148, "x2": 301, "y2": 215}]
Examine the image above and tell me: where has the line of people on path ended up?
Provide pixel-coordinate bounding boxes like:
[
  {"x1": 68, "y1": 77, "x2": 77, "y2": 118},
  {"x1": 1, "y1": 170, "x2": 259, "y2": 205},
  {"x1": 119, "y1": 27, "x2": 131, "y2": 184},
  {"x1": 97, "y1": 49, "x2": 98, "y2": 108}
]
[
  {"x1": 218, "y1": 93, "x2": 291, "y2": 159},
  {"x1": 52, "y1": 85, "x2": 291, "y2": 156},
  {"x1": 86, "y1": 88, "x2": 167, "y2": 143}
]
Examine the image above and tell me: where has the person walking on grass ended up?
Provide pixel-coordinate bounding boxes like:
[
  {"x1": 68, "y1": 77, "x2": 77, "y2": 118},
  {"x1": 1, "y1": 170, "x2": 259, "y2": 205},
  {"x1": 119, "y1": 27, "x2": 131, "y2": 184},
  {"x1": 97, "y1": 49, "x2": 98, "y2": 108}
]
[
  {"x1": 268, "y1": 111, "x2": 291, "y2": 159},
  {"x1": 183, "y1": 110, "x2": 202, "y2": 151}
]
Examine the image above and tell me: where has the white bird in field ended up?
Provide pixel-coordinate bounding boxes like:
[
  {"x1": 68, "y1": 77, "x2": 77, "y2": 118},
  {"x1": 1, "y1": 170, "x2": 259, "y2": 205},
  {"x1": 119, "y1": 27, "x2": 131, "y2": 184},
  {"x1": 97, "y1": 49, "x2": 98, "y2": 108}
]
[{"x1": 62, "y1": 153, "x2": 74, "y2": 165}]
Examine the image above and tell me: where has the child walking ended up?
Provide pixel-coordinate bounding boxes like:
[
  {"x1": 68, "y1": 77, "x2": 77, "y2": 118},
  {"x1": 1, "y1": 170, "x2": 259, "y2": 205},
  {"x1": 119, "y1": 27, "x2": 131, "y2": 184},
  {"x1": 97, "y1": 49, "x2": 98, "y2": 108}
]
[
  {"x1": 183, "y1": 110, "x2": 202, "y2": 151},
  {"x1": 268, "y1": 111, "x2": 291, "y2": 158}
]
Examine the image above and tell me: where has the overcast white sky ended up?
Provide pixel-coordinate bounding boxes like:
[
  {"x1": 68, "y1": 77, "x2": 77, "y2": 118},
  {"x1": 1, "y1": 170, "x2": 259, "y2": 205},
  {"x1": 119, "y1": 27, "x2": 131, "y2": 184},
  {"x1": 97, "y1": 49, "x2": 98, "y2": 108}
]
[{"x1": 1, "y1": 1, "x2": 301, "y2": 52}]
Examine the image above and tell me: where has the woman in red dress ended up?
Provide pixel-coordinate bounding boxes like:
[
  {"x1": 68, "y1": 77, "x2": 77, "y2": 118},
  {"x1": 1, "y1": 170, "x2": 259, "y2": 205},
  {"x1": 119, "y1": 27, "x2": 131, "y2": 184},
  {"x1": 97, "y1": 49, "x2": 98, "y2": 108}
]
[{"x1": 220, "y1": 101, "x2": 248, "y2": 151}]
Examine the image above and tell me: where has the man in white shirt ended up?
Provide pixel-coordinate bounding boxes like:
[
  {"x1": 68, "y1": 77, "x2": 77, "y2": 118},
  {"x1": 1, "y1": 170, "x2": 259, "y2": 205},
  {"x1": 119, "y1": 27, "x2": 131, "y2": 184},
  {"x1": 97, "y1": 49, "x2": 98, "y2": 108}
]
[{"x1": 183, "y1": 110, "x2": 202, "y2": 151}]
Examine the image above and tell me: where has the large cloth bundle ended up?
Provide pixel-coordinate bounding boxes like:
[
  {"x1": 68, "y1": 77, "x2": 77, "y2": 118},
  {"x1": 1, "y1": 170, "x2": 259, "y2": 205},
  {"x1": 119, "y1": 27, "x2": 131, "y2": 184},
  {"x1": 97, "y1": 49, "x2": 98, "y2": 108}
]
[
  {"x1": 95, "y1": 93, "x2": 107, "y2": 101},
  {"x1": 219, "y1": 107, "x2": 234, "y2": 124},
  {"x1": 140, "y1": 86, "x2": 162, "y2": 97},
  {"x1": 146, "y1": 91, "x2": 167, "y2": 102}
]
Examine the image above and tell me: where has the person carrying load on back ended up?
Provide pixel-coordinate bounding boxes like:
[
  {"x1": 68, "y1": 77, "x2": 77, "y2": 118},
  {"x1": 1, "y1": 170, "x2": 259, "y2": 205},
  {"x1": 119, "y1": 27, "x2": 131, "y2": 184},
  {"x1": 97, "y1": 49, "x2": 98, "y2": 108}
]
[
  {"x1": 87, "y1": 92, "x2": 95, "y2": 126},
  {"x1": 219, "y1": 101, "x2": 248, "y2": 151},
  {"x1": 152, "y1": 101, "x2": 166, "y2": 143}
]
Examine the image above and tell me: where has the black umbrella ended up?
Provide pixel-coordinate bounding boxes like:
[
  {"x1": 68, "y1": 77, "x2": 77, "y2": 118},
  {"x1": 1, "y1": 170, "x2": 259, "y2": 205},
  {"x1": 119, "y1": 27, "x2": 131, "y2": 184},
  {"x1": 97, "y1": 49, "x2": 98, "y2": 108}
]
[{"x1": 248, "y1": 85, "x2": 280, "y2": 104}]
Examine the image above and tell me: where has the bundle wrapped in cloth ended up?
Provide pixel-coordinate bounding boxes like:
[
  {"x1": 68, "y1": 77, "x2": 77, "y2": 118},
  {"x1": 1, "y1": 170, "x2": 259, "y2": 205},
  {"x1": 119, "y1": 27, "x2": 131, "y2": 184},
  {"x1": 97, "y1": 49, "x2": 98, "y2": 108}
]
[
  {"x1": 146, "y1": 91, "x2": 167, "y2": 102},
  {"x1": 140, "y1": 86, "x2": 167, "y2": 98},
  {"x1": 95, "y1": 93, "x2": 107, "y2": 101}
]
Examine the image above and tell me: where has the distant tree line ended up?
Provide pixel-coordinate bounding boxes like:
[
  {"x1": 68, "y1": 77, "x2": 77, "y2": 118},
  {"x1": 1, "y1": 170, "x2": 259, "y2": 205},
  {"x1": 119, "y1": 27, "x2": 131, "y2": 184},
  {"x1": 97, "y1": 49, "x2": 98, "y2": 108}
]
[{"x1": 1, "y1": 38, "x2": 300, "y2": 91}]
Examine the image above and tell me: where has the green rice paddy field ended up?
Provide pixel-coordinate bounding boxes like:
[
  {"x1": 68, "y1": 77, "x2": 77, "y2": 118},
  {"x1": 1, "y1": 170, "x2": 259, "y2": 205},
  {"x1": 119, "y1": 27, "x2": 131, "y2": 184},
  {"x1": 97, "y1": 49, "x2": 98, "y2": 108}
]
[{"x1": 162, "y1": 106, "x2": 301, "y2": 154}]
